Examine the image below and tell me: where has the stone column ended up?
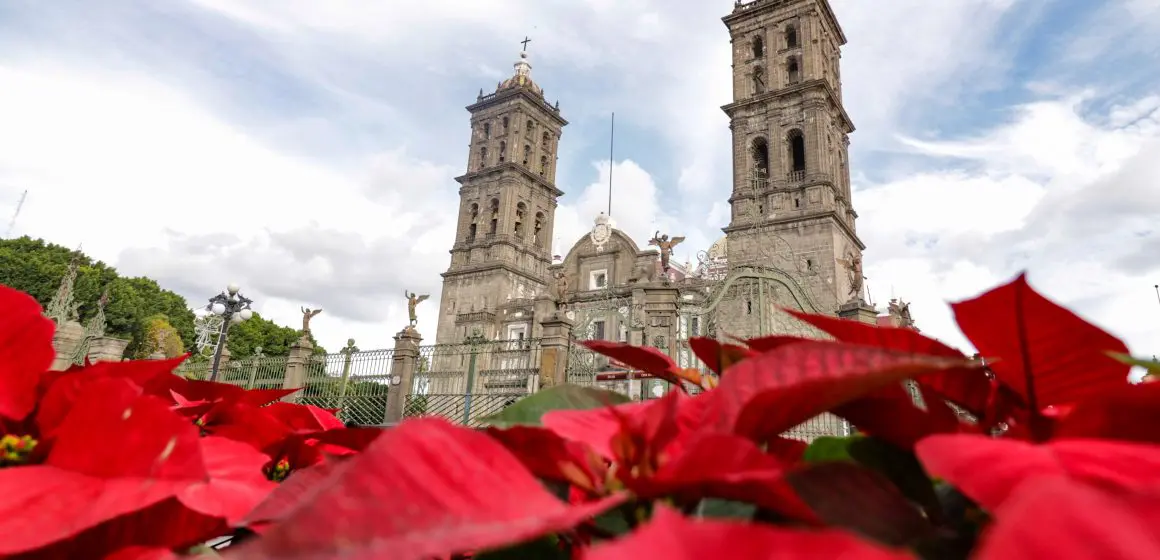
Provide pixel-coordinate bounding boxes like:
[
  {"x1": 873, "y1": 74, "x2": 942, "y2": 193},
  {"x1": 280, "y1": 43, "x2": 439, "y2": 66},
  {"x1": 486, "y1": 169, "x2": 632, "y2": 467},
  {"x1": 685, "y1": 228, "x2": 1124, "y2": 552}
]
[
  {"x1": 87, "y1": 336, "x2": 129, "y2": 364},
  {"x1": 282, "y1": 338, "x2": 313, "y2": 399},
  {"x1": 642, "y1": 285, "x2": 681, "y2": 355},
  {"x1": 538, "y1": 313, "x2": 574, "y2": 388},
  {"x1": 837, "y1": 300, "x2": 878, "y2": 325},
  {"x1": 383, "y1": 327, "x2": 422, "y2": 425}
]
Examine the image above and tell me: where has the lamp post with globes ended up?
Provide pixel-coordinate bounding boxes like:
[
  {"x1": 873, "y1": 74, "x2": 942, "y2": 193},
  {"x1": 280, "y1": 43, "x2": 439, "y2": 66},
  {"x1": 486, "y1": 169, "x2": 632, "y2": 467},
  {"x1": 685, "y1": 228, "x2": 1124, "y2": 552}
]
[{"x1": 206, "y1": 283, "x2": 254, "y2": 382}]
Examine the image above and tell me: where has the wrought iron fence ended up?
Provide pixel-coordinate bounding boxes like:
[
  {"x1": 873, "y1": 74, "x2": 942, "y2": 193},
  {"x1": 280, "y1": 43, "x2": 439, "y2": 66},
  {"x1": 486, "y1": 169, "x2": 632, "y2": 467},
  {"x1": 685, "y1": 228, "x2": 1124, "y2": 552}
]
[
  {"x1": 406, "y1": 337, "x2": 541, "y2": 425},
  {"x1": 174, "y1": 359, "x2": 212, "y2": 380},
  {"x1": 298, "y1": 347, "x2": 394, "y2": 426},
  {"x1": 216, "y1": 355, "x2": 289, "y2": 389}
]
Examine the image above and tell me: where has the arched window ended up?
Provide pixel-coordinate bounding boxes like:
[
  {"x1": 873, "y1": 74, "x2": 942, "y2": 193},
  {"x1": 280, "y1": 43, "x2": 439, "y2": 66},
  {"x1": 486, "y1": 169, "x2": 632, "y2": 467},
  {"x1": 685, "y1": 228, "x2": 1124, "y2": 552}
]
[
  {"x1": 788, "y1": 130, "x2": 806, "y2": 175},
  {"x1": 498, "y1": 141, "x2": 507, "y2": 163},
  {"x1": 490, "y1": 198, "x2": 500, "y2": 216},
  {"x1": 533, "y1": 212, "x2": 545, "y2": 246},
  {"x1": 752, "y1": 36, "x2": 765, "y2": 59},
  {"x1": 787, "y1": 56, "x2": 801, "y2": 84},
  {"x1": 753, "y1": 67, "x2": 766, "y2": 95},
  {"x1": 478, "y1": 147, "x2": 488, "y2": 169},
  {"x1": 502, "y1": 117, "x2": 509, "y2": 132},
  {"x1": 541, "y1": 131, "x2": 551, "y2": 150},
  {"x1": 483, "y1": 123, "x2": 491, "y2": 139},
  {"x1": 526, "y1": 119, "x2": 534, "y2": 137},
  {"x1": 786, "y1": 25, "x2": 799, "y2": 48},
  {"x1": 514, "y1": 203, "x2": 526, "y2": 237},
  {"x1": 539, "y1": 155, "x2": 549, "y2": 176},
  {"x1": 469, "y1": 203, "x2": 479, "y2": 220},
  {"x1": 522, "y1": 145, "x2": 532, "y2": 165},
  {"x1": 751, "y1": 137, "x2": 770, "y2": 183},
  {"x1": 467, "y1": 223, "x2": 477, "y2": 241}
]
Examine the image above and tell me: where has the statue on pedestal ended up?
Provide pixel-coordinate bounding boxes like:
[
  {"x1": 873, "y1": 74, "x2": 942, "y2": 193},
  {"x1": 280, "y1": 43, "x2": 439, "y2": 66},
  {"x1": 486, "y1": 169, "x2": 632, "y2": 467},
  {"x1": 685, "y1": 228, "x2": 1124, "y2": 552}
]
[
  {"x1": 300, "y1": 307, "x2": 323, "y2": 336},
  {"x1": 837, "y1": 252, "x2": 867, "y2": 303},
  {"x1": 648, "y1": 231, "x2": 685, "y2": 274},
  {"x1": 551, "y1": 271, "x2": 570, "y2": 311},
  {"x1": 404, "y1": 291, "x2": 429, "y2": 327}
]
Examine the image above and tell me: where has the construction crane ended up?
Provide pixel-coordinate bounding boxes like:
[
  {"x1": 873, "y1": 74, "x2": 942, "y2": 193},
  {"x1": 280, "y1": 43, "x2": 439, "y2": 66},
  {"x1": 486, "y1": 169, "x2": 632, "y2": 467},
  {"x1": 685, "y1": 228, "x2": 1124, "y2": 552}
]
[{"x1": 5, "y1": 190, "x2": 27, "y2": 239}]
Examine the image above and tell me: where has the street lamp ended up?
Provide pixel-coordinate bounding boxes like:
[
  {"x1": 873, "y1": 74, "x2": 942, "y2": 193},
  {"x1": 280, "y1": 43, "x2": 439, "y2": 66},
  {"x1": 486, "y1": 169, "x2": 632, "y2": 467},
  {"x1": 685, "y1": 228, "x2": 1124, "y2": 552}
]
[{"x1": 206, "y1": 283, "x2": 254, "y2": 381}]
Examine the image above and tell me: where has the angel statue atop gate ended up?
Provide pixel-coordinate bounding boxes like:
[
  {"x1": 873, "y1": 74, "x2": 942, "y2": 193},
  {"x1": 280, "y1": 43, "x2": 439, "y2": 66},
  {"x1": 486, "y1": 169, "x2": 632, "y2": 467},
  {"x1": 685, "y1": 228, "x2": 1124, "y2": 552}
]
[
  {"x1": 404, "y1": 290, "x2": 430, "y2": 327},
  {"x1": 648, "y1": 231, "x2": 685, "y2": 274}
]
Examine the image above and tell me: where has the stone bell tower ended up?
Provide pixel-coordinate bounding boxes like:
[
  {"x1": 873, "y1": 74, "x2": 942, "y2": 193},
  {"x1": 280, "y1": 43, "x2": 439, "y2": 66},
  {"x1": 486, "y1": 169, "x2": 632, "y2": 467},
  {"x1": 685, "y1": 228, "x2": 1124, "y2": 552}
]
[
  {"x1": 720, "y1": 0, "x2": 865, "y2": 313},
  {"x1": 434, "y1": 45, "x2": 569, "y2": 344}
]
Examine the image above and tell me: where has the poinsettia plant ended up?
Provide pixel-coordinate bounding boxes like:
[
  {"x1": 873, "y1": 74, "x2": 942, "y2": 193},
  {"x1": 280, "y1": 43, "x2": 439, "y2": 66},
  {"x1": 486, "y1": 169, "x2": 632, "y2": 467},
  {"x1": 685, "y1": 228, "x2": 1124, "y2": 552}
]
[{"x1": 2, "y1": 273, "x2": 1159, "y2": 559}]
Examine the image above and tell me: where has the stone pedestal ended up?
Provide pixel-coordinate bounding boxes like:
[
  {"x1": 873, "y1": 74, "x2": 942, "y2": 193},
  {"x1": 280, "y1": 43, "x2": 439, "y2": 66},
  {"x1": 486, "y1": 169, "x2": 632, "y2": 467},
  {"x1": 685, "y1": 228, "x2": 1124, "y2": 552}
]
[
  {"x1": 50, "y1": 320, "x2": 85, "y2": 371},
  {"x1": 383, "y1": 327, "x2": 423, "y2": 424},
  {"x1": 538, "y1": 314, "x2": 574, "y2": 388},
  {"x1": 87, "y1": 336, "x2": 130, "y2": 364},
  {"x1": 641, "y1": 285, "x2": 681, "y2": 355},
  {"x1": 837, "y1": 299, "x2": 878, "y2": 325},
  {"x1": 281, "y1": 338, "x2": 312, "y2": 398}
]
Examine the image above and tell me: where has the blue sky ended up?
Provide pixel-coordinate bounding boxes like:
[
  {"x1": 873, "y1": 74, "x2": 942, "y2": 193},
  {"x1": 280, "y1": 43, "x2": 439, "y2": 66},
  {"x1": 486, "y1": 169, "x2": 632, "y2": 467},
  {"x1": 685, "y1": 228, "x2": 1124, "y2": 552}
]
[{"x1": 0, "y1": 0, "x2": 1157, "y2": 359}]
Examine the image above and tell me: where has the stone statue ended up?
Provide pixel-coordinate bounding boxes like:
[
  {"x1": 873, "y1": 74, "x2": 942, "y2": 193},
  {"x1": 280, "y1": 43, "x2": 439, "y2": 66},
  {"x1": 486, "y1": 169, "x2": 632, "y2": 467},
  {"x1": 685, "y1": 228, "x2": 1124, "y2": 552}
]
[
  {"x1": 551, "y1": 271, "x2": 570, "y2": 309},
  {"x1": 404, "y1": 291, "x2": 429, "y2": 326},
  {"x1": 888, "y1": 298, "x2": 914, "y2": 328},
  {"x1": 648, "y1": 231, "x2": 685, "y2": 273},
  {"x1": 836, "y1": 253, "x2": 867, "y2": 302},
  {"x1": 300, "y1": 307, "x2": 323, "y2": 334}
]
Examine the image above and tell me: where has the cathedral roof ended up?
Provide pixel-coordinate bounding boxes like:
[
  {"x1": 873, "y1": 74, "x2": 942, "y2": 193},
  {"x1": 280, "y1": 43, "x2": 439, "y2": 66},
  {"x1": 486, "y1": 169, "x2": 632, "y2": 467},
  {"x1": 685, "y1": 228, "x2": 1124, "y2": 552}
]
[{"x1": 497, "y1": 51, "x2": 543, "y2": 97}]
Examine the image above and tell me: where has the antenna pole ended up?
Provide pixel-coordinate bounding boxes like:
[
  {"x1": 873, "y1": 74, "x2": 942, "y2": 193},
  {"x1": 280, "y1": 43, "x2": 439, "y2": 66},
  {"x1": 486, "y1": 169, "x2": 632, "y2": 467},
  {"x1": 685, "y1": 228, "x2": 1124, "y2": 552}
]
[
  {"x1": 1154, "y1": 284, "x2": 1159, "y2": 306},
  {"x1": 607, "y1": 112, "x2": 615, "y2": 217},
  {"x1": 6, "y1": 190, "x2": 27, "y2": 239}
]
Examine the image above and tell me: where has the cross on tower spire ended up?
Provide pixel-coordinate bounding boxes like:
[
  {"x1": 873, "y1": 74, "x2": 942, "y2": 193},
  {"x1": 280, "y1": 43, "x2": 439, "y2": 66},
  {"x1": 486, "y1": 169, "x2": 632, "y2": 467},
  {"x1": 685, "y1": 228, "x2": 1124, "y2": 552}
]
[{"x1": 520, "y1": 36, "x2": 532, "y2": 51}]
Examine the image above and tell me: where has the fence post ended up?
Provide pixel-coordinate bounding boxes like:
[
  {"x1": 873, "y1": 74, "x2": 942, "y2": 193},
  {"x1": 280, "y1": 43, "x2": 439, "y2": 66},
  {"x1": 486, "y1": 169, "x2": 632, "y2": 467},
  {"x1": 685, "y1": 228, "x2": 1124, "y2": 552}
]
[
  {"x1": 461, "y1": 332, "x2": 487, "y2": 425},
  {"x1": 383, "y1": 327, "x2": 422, "y2": 424},
  {"x1": 539, "y1": 314, "x2": 574, "y2": 388},
  {"x1": 282, "y1": 337, "x2": 313, "y2": 400},
  {"x1": 337, "y1": 339, "x2": 359, "y2": 400}
]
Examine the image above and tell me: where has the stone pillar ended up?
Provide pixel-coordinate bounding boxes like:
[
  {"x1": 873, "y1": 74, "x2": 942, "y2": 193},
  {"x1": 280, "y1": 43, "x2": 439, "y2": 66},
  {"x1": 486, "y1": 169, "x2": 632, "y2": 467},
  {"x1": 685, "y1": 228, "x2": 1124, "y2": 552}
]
[
  {"x1": 383, "y1": 327, "x2": 422, "y2": 425},
  {"x1": 282, "y1": 338, "x2": 313, "y2": 399},
  {"x1": 538, "y1": 313, "x2": 574, "y2": 388},
  {"x1": 837, "y1": 300, "x2": 878, "y2": 325},
  {"x1": 642, "y1": 285, "x2": 681, "y2": 355}
]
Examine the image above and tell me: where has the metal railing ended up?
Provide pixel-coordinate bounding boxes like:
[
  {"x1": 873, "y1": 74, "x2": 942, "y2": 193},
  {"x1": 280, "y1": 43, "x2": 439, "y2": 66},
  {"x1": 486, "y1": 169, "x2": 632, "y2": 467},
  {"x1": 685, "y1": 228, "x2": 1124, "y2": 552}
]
[
  {"x1": 214, "y1": 355, "x2": 289, "y2": 389},
  {"x1": 299, "y1": 348, "x2": 395, "y2": 426},
  {"x1": 408, "y1": 338, "x2": 541, "y2": 425}
]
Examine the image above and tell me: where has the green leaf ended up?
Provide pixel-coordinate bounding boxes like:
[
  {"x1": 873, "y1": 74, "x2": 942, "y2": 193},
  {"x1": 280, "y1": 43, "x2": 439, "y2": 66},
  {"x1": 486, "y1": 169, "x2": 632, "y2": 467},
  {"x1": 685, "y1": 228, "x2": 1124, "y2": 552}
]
[
  {"x1": 1109, "y1": 352, "x2": 1160, "y2": 374},
  {"x1": 847, "y1": 437, "x2": 944, "y2": 524},
  {"x1": 801, "y1": 435, "x2": 859, "y2": 463},
  {"x1": 695, "y1": 498, "x2": 757, "y2": 521},
  {"x1": 479, "y1": 383, "x2": 632, "y2": 427},
  {"x1": 786, "y1": 462, "x2": 935, "y2": 547},
  {"x1": 475, "y1": 535, "x2": 568, "y2": 560}
]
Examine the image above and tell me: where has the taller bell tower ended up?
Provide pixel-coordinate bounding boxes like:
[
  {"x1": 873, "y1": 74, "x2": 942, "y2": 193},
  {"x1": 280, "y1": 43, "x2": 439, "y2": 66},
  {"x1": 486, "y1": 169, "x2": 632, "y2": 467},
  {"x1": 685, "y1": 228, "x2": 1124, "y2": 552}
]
[
  {"x1": 721, "y1": 0, "x2": 863, "y2": 313},
  {"x1": 434, "y1": 47, "x2": 568, "y2": 344}
]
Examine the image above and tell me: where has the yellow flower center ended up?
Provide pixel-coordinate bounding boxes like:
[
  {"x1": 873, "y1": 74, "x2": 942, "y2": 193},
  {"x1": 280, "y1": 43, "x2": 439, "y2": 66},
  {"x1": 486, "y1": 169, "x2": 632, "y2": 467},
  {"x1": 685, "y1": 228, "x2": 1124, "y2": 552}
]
[
  {"x1": 267, "y1": 458, "x2": 292, "y2": 482},
  {"x1": 0, "y1": 434, "x2": 37, "y2": 466}
]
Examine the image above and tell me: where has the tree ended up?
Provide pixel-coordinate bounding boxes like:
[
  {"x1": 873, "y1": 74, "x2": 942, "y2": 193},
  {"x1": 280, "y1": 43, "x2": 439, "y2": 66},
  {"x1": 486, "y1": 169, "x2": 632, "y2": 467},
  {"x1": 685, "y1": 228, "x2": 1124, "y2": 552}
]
[{"x1": 0, "y1": 237, "x2": 311, "y2": 358}]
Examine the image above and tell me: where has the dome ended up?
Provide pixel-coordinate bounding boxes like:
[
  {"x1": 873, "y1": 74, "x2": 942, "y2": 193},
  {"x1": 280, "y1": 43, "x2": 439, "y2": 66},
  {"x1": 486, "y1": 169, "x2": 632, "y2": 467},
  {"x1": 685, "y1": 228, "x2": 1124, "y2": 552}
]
[{"x1": 497, "y1": 51, "x2": 544, "y2": 97}]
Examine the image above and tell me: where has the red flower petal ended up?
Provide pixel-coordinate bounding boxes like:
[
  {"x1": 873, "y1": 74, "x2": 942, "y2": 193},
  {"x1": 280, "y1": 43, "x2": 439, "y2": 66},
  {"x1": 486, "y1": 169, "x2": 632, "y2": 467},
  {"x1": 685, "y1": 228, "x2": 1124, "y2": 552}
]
[
  {"x1": 632, "y1": 433, "x2": 818, "y2": 524},
  {"x1": 834, "y1": 384, "x2": 973, "y2": 449},
  {"x1": 709, "y1": 341, "x2": 974, "y2": 443},
  {"x1": 542, "y1": 392, "x2": 711, "y2": 462},
  {"x1": 581, "y1": 340, "x2": 686, "y2": 388},
  {"x1": 687, "y1": 338, "x2": 756, "y2": 375},
  {"x1": 177, "y1": 437, "x2": 276, "y2": 524},
  {"x1": 784, "y1": 308, "x2": 991, "y2": 416},
  {"x1": 1052, "y1": 382, "x2": 1160, "y2": 444},
  {"x1": 951, "y1": 273, "x2": 1131, "y2": 414},
  {"x1": 975, "y1": 477, "x2": 1160, "y2": 559},
  {"x1": 262, "y1": 402, "x2": 345, "y2": 432},
  {"x1": 227, "y1": 417, "x2": 625, "y2": 560},
  {"x1": 241, "y1": 459, "x2": 347, "y2": 531},
  {"x1": 47, "y1": 379, "x2": 207, "y2": 480},
  {"x1": 584, "y1": 505, "x2": 915, "y2": 559},
  {"x1": 915, "y1": 435, "x2": 1160, "y2": 511},
  {"x1": 487, "y1": 425, "x2": 606, "y2": 491},
  {"x1": 0, "y1": 285, "x2": 56, "y2": 422}
]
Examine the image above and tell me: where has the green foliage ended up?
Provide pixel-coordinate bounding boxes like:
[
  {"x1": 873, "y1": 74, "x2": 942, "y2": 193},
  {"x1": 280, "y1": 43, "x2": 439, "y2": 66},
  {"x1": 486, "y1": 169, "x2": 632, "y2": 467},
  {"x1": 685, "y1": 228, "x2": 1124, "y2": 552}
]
[
  {"x1": 0, "y1": 236, "x2": 314, "y2": 358},
  {"x1": 478, "y1": 384, "x2": 633, "y2": 428},
  {"x1": 139, "y1": 314, "x2": 184, "y2": 358}
]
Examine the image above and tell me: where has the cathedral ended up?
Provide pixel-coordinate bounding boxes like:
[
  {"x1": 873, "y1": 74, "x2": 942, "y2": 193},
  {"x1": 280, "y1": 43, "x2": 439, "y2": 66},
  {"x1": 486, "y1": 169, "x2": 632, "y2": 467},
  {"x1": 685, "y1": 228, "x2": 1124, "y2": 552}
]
[{"x1": 432, "y1": 0, "x2": 905, "y2": 399}]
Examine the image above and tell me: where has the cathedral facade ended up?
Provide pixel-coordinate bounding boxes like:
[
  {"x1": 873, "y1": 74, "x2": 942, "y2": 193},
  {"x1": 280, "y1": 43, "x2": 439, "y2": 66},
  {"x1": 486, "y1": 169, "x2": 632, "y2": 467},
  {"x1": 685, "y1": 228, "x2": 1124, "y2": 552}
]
[{"x1": 433, "y1": 0, "x2": 874, "y2": 404}]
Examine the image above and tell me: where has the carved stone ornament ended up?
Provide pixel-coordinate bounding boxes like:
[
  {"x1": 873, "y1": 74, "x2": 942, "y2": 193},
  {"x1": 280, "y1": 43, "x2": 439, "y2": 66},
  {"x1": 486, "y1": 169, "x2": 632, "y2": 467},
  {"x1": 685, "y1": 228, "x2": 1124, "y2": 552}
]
[{"x1": 590, "y1": 213, "x2": 612, "y2": 252}]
